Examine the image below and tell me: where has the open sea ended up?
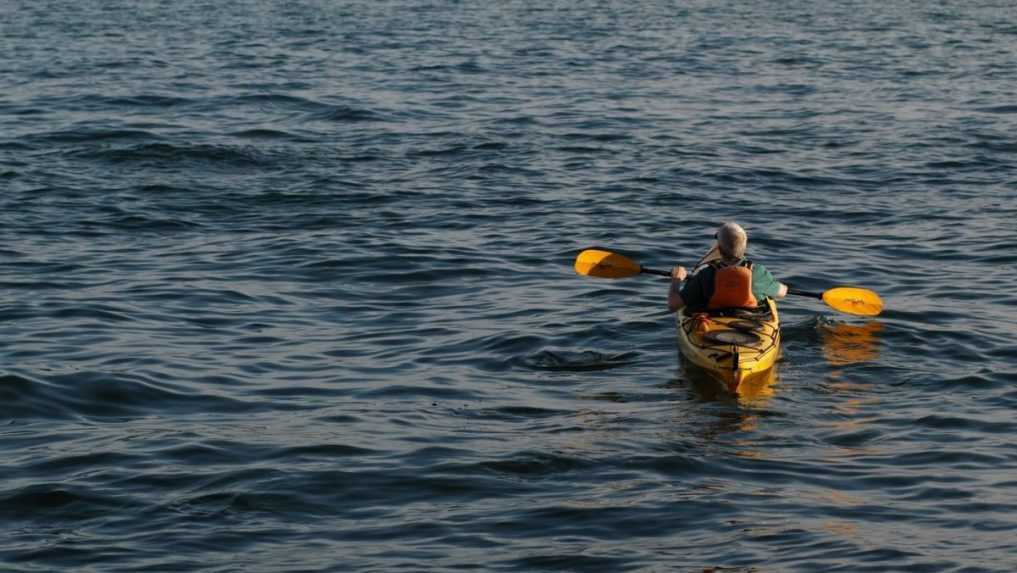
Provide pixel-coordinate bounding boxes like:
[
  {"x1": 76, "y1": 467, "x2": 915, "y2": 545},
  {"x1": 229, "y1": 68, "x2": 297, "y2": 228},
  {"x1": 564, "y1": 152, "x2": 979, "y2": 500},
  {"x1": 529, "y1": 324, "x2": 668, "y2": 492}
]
[{"x1": 2, "y1": 1, "x2": 1016, "y2": 571}]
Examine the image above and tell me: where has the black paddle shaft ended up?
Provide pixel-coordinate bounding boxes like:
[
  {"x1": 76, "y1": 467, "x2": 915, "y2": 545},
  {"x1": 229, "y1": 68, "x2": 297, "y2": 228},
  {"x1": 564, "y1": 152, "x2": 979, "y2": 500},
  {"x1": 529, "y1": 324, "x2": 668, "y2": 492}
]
[
  {"x1": 648, "y1": 269, "x2": 824, "y2": 300},
  {"x1": 786, "y1": 286, "x2": 822, "y2": 300},
  {"x1": 641, "y1": 266, "x2": 672, "y2": 278},
  {"x1": 646, "y1": 268, "x2": 829, "y2": 303}
]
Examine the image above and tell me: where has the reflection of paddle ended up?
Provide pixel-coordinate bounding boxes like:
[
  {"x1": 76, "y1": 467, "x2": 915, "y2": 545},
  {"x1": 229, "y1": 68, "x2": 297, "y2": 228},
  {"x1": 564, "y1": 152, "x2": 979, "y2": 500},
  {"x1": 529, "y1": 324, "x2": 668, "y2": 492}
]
[
  {"x1": 820, "y1": 321, "x2": 883, "y2": 366},
  {"x1": 574, "y1": 248, "x2": 884, "y2": 317}
]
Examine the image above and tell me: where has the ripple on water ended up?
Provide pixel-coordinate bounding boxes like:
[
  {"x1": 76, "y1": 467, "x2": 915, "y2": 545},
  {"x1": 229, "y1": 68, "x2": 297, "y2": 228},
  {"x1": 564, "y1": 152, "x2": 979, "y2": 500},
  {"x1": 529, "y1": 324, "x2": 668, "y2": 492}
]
[
  {"x1": 518, "y1": 349, "x2": 640, "y2": 372},
  {"x1": 0, "y1": 370, "x2": 263, "y2": 422}
]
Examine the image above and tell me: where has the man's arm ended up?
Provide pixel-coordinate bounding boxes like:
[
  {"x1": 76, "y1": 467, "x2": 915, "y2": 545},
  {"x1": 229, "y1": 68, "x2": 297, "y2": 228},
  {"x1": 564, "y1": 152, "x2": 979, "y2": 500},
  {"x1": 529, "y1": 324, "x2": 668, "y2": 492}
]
[{"x1": 667, "y1": 266, "x2": 688, "y2": 313}]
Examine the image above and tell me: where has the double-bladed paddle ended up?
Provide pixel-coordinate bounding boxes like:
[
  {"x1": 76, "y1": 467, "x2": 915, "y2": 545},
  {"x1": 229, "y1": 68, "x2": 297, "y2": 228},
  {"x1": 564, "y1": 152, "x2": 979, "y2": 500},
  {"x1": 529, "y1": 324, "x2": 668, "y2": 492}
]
[{"x1": 573, "y1": 248, "x2": 883, "y2": 317}]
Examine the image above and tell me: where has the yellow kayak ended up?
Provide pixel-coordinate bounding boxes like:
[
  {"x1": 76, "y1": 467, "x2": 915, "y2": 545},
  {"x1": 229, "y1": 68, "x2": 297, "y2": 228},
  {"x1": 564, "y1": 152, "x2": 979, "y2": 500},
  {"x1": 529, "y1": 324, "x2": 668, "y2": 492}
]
[
  {"x1": 676, "y1": 298, "x2": 781, "y2": 394},
  {"x1": 675, "y1": 246, "x2": 780, "y2": 393}
]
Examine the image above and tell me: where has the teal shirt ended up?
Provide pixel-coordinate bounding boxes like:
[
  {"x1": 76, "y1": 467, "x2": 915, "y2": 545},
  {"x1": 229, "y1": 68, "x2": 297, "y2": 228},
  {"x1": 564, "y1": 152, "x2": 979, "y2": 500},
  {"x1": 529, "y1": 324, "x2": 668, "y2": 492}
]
[{"x1": 678, "y1": 260, "x2": 781, "y2": 310}]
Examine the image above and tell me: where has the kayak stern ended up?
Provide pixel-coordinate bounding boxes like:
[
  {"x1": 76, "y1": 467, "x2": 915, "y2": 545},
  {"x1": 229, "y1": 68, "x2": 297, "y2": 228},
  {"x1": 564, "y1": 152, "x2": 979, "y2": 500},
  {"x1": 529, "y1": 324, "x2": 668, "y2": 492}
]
[{"x1": 676, "y1": 299, "x2": 781, "y2": 395}]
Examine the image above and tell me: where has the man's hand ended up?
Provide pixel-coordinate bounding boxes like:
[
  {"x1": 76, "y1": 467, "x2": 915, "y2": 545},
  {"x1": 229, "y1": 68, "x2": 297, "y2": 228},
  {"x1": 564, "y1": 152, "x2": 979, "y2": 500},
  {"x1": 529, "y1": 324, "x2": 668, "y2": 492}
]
[{"x1": 671, "y1": 265, "x2": 688, "y2": 282}]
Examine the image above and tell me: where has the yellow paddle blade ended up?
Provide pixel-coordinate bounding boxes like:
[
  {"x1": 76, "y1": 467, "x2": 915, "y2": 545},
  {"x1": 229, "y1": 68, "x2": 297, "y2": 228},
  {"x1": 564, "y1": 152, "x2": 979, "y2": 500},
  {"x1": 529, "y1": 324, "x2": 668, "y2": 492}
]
[
  {"x1": 574, "y1": 249, "x2": 642, "y2": 279},
  {"x1": 822, "y1": 287, "x2": 884, "y2": 317}
]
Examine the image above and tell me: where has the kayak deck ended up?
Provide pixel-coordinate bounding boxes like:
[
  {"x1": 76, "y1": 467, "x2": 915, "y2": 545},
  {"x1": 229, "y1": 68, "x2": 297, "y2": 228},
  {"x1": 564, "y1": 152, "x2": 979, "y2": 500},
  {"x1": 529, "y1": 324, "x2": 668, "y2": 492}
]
[{"x1": 676, "y1": 298, "x2": 781, "y2": 394}]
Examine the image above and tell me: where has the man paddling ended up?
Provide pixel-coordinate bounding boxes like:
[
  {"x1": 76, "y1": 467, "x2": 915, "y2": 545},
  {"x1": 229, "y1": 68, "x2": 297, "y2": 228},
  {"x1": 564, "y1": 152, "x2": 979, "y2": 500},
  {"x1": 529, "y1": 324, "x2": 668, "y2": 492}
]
[{"x1": 667, "y1": 222, "x2": 788, "y2": 313}]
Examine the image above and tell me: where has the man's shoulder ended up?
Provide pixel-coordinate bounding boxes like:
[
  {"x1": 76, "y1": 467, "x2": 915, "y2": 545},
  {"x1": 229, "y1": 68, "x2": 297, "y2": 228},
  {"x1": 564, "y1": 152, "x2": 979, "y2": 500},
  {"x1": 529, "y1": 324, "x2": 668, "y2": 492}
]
[
  {"x1": 680, "y1": 266, "x2": 713, "y2": 300},
  {"x1": 687, "y1": 265, "x2": 715, "y2": 286}
]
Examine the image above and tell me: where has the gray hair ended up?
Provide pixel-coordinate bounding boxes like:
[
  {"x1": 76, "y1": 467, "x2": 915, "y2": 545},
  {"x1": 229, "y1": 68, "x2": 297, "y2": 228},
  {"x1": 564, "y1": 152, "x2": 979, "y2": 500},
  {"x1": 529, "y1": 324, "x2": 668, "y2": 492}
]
[{"x1": 716, "y1": 222, "x2": 748, "y2": 259}]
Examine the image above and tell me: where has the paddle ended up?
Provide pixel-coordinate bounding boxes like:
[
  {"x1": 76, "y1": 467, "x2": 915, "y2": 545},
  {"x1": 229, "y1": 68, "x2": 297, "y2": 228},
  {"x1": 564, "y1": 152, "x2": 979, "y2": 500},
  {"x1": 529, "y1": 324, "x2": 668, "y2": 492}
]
[
  {"x1": 784, "y1": 286, "x2": 883, "y2": 317},
  {"x1": 573, "y1": 248, "x2": 672, "y2": 278},
  {"x1": 574, "y1": 248, "x2": 883, "y2": 317}
]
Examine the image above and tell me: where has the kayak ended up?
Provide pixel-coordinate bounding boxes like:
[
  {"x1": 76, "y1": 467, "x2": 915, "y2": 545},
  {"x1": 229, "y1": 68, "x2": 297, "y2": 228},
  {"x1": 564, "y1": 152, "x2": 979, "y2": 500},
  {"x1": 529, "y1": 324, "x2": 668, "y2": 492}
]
[
  {"x1": 675, "y1": 247, "x2": 781, "y2": 394},
  {"x1": 675, "y1": 298, "x2": 781, "y2": 394}
]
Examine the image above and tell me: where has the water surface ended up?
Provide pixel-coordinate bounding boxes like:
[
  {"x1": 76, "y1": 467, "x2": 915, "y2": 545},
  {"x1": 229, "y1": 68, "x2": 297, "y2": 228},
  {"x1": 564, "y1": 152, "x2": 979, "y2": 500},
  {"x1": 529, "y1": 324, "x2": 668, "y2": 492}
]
[{"x1": 2, "y1": 1, "x2": 1016, "y2": 571}]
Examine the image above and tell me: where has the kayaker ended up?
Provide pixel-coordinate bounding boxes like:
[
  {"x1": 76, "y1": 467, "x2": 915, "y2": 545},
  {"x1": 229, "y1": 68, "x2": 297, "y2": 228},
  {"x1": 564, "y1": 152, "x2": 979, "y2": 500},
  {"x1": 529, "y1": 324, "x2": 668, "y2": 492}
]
[{"x1": 667, "y1": 222, "x2": 788, "y2": 312}]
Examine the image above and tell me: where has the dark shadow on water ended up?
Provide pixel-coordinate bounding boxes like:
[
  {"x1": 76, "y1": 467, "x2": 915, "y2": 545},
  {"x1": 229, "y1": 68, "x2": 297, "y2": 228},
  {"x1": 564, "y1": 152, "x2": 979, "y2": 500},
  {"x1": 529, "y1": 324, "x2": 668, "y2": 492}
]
[{"x1": 519, "y1": 349, "x2": 639, "y2": 372}]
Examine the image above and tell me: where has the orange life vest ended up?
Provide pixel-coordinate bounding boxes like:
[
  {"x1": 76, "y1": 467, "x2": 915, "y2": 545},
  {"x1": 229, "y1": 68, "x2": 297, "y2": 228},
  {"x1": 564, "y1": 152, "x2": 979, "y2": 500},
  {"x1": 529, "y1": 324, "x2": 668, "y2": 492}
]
[{"x1": 707, "y1": 260, "x2": 757, "y2": 309}]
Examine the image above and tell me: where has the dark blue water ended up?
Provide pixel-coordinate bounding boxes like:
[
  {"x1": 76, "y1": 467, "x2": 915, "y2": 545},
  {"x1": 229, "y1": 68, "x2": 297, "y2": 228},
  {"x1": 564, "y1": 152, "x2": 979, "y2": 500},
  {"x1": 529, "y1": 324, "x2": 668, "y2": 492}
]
[{"x1": 3, "y1": 1, "x2": 1017, "y2": 571}]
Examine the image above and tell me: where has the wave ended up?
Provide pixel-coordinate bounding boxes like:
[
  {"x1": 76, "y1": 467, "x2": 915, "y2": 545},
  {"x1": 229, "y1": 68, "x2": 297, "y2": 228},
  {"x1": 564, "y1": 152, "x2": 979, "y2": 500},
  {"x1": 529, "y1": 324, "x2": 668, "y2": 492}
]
[
  {"x1": 518, "y1": 349, "x2": 640, "y2": 371},
  {"x1": 0, "y1": 371, "x2": 261, "y2": 422},
  {"x1": 68, "y1": 142, "x2": 274, "y2": 167}
]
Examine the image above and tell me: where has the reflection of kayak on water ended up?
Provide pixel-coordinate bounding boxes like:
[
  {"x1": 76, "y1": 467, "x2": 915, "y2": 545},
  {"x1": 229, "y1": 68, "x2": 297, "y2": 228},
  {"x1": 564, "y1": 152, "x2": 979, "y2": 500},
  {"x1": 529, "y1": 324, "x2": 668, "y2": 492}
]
[
  {"x1": 675, "y1": 246, "x2": 781, "y2": 394},
  {"x1": 684, "y1": 362, "x2": 778, "y2": 406}
]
